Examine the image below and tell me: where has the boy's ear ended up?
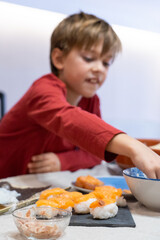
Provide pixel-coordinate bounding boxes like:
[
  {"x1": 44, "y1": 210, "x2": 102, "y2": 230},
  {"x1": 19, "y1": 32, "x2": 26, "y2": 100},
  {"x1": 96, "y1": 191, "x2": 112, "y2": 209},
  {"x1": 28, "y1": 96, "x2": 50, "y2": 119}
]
[{"x1": 51, "y1": 48, "x2": 65, "y2": 70}]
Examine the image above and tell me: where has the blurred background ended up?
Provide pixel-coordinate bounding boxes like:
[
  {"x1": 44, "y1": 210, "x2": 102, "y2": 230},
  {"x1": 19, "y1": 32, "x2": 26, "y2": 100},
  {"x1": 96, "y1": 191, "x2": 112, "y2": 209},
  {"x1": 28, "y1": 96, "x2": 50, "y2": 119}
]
[{"x1": 0, "y1": 0, "x2": 160, "y2": 138}]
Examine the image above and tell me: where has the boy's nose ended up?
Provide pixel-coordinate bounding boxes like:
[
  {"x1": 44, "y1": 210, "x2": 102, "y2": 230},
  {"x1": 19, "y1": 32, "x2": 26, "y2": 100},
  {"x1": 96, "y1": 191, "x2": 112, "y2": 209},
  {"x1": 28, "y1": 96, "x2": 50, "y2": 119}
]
[{"x1": 92, "y1": 61, "x2": 104, "y2": 73}]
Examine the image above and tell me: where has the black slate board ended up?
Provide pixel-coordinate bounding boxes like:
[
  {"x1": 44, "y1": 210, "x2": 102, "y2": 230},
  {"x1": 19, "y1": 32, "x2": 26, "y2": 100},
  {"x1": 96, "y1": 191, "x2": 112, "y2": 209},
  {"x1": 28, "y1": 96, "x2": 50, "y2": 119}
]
[
  {"x1": 70, "y1": 206, "x2": 136, "y2": 228},
  {"x1": 0, "y1": 182, "x2": 135, "y2": 227}
]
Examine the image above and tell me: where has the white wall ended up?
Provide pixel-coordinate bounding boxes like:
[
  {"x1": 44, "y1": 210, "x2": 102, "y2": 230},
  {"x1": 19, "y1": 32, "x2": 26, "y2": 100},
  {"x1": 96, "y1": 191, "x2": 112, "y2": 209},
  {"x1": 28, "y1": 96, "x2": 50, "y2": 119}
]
[
  {"x1": 0, "y1": 2, "x2": 160, "y2": 138},
  {"x1": 0, "y1": 2, "x2": 65, "y2": 108},
  {"x1": 1, "y1": 0, "x2": 160, "y2": 34},
  {"x1": 98, "y1": 26, "x2": 160, "y2": 138}
]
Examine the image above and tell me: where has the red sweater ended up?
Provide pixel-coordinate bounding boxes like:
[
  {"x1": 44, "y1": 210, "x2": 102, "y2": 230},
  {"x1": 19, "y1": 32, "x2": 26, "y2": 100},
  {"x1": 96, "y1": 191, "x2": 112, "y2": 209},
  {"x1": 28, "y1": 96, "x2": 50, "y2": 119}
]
[{"x1": 0, "y1": 74, "x2": 122, "y2": 178}]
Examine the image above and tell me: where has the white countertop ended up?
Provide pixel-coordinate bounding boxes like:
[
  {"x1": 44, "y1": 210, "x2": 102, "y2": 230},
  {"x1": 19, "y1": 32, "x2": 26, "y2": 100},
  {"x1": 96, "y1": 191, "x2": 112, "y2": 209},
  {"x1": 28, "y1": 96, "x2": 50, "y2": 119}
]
[{"x1": 0, "y1": 161, "x2": 160, "y2": 240}]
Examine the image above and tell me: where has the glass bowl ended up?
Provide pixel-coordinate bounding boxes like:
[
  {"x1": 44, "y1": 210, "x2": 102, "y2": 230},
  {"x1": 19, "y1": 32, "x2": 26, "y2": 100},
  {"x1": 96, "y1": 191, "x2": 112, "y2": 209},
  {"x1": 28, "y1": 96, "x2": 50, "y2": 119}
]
[{"x1": 12, "y1": 206, "x2": 72, "y2": 240}]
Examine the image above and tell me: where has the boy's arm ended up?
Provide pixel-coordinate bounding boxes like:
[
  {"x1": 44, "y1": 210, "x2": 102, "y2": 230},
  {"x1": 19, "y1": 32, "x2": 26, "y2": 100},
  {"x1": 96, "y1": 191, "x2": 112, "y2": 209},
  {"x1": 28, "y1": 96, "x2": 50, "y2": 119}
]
[
  {"x1": 57, "y1": 149, "x2": 102, "y2": 172},
  {"x1": 106, "y1": 133, "x2": 160, "y2": 179},
  {"x1": 28, "y1": 152, "x2": 61, "y2": 173},
  {"x1": 28, "y1": 150, "x2": 102, "y2": 173},
  {"x1": 28, "y1": 79, "x2": 160, "y2": 178}
]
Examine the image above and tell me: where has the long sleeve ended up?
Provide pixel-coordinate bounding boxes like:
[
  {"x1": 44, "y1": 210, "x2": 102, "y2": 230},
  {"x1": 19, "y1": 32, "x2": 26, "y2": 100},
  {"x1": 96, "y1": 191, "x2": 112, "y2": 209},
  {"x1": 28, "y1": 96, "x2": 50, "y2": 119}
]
[
  {"x1": 0, "y1": 74, "x2": 123, "y2": 178},
  {"x1": 27, "y1": 74, "x2": 123, "y2": 160},
  {"x1": 57, "y1": 148, "x2": 102, "y2": 172}
]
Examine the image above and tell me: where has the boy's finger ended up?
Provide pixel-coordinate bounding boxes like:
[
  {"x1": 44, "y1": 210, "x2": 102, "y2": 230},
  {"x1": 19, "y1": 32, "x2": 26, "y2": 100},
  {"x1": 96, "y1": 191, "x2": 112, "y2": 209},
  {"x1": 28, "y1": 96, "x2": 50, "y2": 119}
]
[
  {"x1": 28, "y1": 160, "x2": 48, "y2": 169},
  {"x1": 29, "y1": 165, "x2": 51, "y2": 173},
  {"x1": 31, "y1": 153, "x2": 49, "y2": 161}
]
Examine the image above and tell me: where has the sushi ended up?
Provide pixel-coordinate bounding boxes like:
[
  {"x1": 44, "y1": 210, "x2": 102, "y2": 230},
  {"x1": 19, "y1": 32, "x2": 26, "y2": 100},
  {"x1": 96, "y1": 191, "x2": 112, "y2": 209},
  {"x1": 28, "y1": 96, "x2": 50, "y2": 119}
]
[
  {"x1": 60, "y1": 191, "x2": 83, "y2": 202},
  {"x1": 36, "y1": 184, "x2": 126, "y2": 221},
  {"x1": 74, "y1": 193, "x2": 97, "y2": 214},
  {"x1": 49, "y1": 196, "x2": 74, "y2": 212},
  {"x1": 36, "y1": 196, "x2": 74, "y2": 212},
  {"x1": 39, "y1": 188, "x2": 66, "y2": 200},
  {"x1": 36, "y1": 199, "x2": 59, "y2": 208},
  {"x1": 90, "y1": 199, "x2": 118, "y2": 219},
  {"x1": 94, "y1": 185, "x2": 127, "y2": 207},
  {"x1": 75, "y1": 175, "x2": 104, "y2": 190}
]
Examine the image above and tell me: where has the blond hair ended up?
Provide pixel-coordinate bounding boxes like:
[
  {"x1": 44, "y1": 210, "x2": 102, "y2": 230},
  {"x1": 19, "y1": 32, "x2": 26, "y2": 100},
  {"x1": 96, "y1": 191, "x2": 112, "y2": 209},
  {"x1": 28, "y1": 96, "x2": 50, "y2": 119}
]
[{"x1": 50, "y1": 12, "x2": 122, "y2": 75}]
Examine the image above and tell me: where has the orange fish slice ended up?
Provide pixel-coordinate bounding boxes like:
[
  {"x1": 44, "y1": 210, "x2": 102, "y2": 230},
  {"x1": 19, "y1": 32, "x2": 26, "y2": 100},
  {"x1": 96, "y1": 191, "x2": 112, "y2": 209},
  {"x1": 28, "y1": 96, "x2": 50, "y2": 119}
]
[
  {"x1": 74, "y1": 193, "x2": 96, "y2": 204},
  {"x1": 36, "y1": 199, "x2": 59, "y2": 208},
  {"x1": 39, "y1": 188, "x2": 66, "y2": 200},
  {"x1": 90, "y1": 198, "x2": 116, "y2": 208}
]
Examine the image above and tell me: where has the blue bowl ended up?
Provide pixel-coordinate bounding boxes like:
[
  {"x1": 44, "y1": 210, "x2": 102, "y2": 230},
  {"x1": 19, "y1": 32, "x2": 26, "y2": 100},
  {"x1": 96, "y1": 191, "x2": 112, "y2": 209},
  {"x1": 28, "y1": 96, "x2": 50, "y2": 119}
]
[
  {"x1": 123, "y1": 167, "x2": 160, "y2": 211},
  {"x1": 123, "y1": 167, "x2": 160, "y2": 181}
]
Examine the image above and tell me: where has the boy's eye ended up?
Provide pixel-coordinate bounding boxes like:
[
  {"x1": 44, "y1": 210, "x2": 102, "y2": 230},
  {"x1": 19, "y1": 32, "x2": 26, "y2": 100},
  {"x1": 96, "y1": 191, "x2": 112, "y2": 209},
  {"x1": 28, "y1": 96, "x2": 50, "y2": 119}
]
[
  {"x1": 103, "y1": 62, "x2": 110, "y2": 67},
  {"x1": 82, "y1": 56, "x2": 94, "y2": 62}
]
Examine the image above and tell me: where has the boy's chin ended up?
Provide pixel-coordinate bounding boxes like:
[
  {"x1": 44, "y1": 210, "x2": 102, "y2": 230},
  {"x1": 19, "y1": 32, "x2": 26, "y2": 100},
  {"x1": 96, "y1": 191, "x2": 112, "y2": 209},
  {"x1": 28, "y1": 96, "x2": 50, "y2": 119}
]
[{"x1": 83, "y1": 92, "x2": 96, "y2": 98}]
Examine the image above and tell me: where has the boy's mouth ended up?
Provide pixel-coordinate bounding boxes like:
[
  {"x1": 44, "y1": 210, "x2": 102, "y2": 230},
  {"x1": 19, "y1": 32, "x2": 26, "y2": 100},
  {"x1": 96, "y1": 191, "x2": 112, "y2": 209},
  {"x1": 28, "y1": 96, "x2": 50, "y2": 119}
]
[{"x1": 86, "y1": 78, "x2": 100, "y2": 84}]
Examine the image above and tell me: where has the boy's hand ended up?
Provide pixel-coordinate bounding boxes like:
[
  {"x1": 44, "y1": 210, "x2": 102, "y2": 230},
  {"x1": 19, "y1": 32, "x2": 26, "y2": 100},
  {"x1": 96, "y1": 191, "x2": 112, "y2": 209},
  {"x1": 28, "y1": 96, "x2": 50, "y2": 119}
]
[
  {"x1": 129, "y1": 141, "x2": 160, "y2": 179},
  {"x1": 106, "y1": 134, "x2": 160, "y2": 179},
  {"x1": 28, "y1": 152, "x2": 61, "y2": 173}
]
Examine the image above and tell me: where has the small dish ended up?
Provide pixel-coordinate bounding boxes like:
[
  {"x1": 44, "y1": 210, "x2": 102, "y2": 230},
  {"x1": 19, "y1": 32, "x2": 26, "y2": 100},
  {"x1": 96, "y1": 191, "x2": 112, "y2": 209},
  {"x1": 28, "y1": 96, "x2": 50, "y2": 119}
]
[
  {"x1": 72, "y1": 176, "x2": 130, "y2": 195},
  {"x1": 97, "y1": 176, "x2": 129, "y2": 190},
  {"x1": 71, "y1": 182, "x2": 91, "y2": 193},
  {"x1": 12, "y1": 206, "x2": 72, "y2": 239}
]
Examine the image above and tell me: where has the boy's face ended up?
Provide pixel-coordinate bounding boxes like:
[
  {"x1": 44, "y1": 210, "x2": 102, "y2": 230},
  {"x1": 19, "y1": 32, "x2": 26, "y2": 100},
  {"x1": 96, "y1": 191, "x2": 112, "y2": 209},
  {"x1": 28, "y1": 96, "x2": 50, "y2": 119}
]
[{"x1": 58, "y1": 41, "x2": 112, "y2": 105}]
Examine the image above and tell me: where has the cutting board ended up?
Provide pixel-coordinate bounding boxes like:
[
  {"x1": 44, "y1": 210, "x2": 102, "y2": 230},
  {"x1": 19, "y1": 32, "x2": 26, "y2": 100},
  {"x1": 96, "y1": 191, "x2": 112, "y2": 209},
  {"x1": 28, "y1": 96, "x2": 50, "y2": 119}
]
[
  {"x1": 0, "y1": 181, "x2": 50, "y2": 201},
  {"x1": 70, "y1": 206, "x2": 136, "y2": 228}
]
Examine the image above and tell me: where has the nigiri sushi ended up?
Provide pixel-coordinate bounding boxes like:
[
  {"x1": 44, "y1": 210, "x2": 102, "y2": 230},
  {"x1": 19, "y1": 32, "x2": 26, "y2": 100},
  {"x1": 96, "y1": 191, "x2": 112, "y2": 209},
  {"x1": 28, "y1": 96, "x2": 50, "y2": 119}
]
[
  {"x1": 36, "y1": 197, "x2": 74, "y2": 212},
  {"x1": 90, "y1": 199, "x2": 118, "y2": 219},
  {"x1": 94, "y1": 185, "x2": 127, "y2": 207},
  {"x1": 39, "y1": 188, "x2": 66, "y2": 200},
  {"x1": 60, "y1": 191, "x2": 83, "y2": 202},
  {"x1": 75, "y1": 175, "x2": 104, "y2": 190},
  {"x1": 74, "y1": 193, "x2": 97, "y2": 214},
  {"x1": 49, "y1": 196, "x2": 74, "y2": 212},
  {"x1": 36, "y1": 199, "x2": 59, "y2": 208}
]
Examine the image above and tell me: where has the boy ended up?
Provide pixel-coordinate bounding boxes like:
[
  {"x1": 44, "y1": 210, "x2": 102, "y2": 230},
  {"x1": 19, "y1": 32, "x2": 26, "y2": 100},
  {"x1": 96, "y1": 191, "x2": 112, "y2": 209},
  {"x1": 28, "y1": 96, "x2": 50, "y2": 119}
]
[{"x1": 0, "y1": 12, "x2": 160, "y2": 179}]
